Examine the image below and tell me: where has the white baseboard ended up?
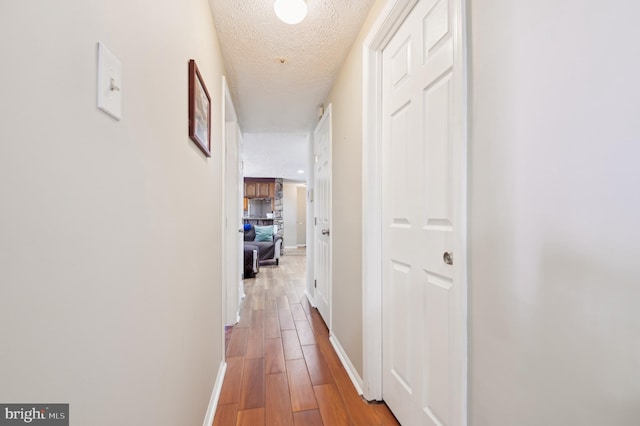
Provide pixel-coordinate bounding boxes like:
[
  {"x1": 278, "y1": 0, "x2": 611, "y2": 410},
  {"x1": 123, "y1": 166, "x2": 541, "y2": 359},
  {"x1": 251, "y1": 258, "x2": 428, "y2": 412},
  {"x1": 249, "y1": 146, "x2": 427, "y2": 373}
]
[
  {"x1": 329, "y1": 333, "x2": 364, "y2": 396},
  {"x1": 304, "y1": 289, "x2": 316, "y2": 307},
  {"x1": 202, "y1": 360, "x2": 227, "y2": 426}
]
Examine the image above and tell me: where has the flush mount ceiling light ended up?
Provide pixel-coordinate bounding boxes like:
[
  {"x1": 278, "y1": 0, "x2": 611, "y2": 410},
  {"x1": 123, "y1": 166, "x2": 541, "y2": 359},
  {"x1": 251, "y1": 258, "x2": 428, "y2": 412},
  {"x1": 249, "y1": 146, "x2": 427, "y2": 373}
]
[{"x1": 274, "y1": 0, "x2": 308, "y2": 25}]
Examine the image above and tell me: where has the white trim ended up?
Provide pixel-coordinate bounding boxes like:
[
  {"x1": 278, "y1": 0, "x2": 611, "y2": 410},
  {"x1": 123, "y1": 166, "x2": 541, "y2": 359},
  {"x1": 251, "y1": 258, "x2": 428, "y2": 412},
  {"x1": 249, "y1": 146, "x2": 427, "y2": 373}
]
[
  {"x1": 313, "y1": 104, "x2": 333, "y2": 331},
  {"x1": 202, "y1": 361, "x2": 227, "y2": 426},
  {"x1": 221, "y1": 76, "x2": 229, "y2": 328},
  {"x1": 237, "y1": 127, "x2": 246, "y2": 306},
  {"x1": 326, "y1": 103, "x2": 333, "y2": 333},
  {"x1": 222, "y1": 76, "x2": 241, "y2": 327},
  {"x1": 304, "y1": 289, "x2": 316, "y2": 308},
  {"x1": 361, "y1": 0, "x2": 420, "y2": 402},
  {"x1": 306, "y1": 133, "x2": 315, "y2": 309},
  {"x1": 220, "y1": 77, "x2": 229, "y2": 356},
  {"x1": 329, "y1": 333, "x2": 364, "y2": 396},
  {"x1": 362, "y1": 1, "x2": 469, "y2": 422},
  {"x1": 452, "y1": 0, "x2": 469, "y2": 423}
]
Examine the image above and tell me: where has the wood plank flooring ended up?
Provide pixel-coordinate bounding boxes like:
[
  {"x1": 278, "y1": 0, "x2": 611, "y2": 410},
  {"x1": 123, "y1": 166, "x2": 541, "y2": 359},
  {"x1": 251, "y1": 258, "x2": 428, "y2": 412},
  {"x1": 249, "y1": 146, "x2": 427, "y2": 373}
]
[{"x1": 214, "y1": 248, "x2": 399, "y2": 426}]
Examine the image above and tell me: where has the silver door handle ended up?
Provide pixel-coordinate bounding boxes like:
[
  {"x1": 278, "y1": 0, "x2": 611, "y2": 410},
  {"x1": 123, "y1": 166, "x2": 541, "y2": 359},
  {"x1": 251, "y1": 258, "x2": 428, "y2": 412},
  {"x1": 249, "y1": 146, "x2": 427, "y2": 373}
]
[
  {"x1": 443, "y1": 251, "x2": 453, "y2": 265},
  {"x1": 238, "y1": 229, "x2": 244, "y2": 233},
  {"x1": 321, "y1": 229, "x2": 330, "y2": 236}
]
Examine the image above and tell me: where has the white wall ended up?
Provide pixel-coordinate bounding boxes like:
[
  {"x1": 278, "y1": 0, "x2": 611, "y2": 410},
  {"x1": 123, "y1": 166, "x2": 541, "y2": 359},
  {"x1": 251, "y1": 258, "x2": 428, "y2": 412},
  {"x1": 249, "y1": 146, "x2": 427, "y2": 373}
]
[
  {"x1": 296, "y1": 185, "x2": 307, "y2": 246},
  {"x1": 469, "y1": 0, "x2": 640, "y2": 424},
  {"x1": 243, "y1": 132, "x2": 310, "y2": 181},
  {"x1": 323, "y1": 0, "x2": 386, "y2": 377},
  {"x1": 283, "y1": 182, "x2": 299, "y2": 248},
  {"x1": 0, "y1": 1, "x2": 227, "y2": 425}
]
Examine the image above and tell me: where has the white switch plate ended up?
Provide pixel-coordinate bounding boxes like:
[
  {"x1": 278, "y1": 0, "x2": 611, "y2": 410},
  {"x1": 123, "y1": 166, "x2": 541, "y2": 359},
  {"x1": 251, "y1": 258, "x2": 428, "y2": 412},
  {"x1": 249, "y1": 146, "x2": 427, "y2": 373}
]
[{"x1": 97, "y1": 42, "x2": 122, "y2": 120}]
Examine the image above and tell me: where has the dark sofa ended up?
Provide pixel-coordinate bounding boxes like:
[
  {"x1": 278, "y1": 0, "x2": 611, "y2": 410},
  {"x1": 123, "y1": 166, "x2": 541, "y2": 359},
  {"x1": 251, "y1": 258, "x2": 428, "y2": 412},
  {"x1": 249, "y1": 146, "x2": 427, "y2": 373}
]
[{"x1": 243, "y1": 224, "x2": 283, "y2": 274}]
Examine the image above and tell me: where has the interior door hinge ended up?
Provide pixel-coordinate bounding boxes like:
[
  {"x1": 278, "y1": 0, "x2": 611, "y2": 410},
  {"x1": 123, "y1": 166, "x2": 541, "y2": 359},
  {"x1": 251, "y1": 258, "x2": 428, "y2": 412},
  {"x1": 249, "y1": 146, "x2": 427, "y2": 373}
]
[
  {"x1": 314, "y1": 217, "x2": 317, "y2": 225},
  {"x1": 314, "y1": 279, "x2": 317, "y2": 288}
]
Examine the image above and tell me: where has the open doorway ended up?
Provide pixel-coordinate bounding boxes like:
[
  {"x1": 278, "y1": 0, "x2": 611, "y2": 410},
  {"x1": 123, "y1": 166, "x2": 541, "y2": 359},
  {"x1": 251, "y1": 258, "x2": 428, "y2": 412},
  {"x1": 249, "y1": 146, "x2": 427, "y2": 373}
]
[
  {"x1": 240, "y1": 132, "x2": 311, "y2": 276},
  {"x1": 283, "y1": 182, "x2": 307, "y2": 251},
  {"x1": 226, "y1": 132, "x2": 313, "y2": 356}
]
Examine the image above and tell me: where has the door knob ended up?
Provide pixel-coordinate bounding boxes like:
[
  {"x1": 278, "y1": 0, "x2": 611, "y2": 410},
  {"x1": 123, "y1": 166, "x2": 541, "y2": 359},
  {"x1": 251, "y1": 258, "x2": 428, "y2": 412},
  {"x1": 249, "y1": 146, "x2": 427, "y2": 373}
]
[
  {"x1": 443, "y1": 251, "x2": 453, "y2": 265},
  {"x1": 238, "y1": 228, "x2": 244, "y2": 233},
  {"x1": 321, "y1": 229, "x2": 330, "y2": 236}
]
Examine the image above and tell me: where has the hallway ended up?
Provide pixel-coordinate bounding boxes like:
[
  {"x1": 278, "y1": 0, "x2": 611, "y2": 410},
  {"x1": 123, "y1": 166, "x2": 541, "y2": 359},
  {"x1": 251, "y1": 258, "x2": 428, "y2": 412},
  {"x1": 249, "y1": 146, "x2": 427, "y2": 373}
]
[{"x1": 214, "y1": 250, "x2": 399, "y2": 425}]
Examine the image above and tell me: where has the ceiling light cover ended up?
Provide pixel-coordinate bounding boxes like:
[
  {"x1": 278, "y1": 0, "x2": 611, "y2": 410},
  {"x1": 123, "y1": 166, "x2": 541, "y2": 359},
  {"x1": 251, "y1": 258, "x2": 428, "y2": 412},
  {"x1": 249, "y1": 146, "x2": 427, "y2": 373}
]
[{"x1": 274, "y1": 0, "x2": 308, "y2": 25}]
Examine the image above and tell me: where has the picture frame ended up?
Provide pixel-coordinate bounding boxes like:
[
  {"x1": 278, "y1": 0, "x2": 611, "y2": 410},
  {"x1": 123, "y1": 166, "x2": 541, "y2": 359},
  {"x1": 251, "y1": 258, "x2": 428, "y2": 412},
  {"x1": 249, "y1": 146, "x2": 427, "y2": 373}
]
[{"x1": 188, "y1": 59, "x2": 212, "y2": 157}]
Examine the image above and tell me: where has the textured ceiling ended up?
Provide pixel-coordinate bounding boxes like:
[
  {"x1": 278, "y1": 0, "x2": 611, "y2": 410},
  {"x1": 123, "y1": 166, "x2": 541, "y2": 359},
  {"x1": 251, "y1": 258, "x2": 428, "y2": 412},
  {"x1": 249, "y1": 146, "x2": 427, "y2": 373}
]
[{"x1": 209, "y1": 0, "x2": 376, "y2": 133}]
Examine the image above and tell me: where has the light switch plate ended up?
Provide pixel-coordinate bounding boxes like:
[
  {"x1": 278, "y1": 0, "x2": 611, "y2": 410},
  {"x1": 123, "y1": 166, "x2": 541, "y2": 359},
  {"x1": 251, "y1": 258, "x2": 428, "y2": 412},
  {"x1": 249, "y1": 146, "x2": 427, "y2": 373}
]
[{"x1": 97, "y1": 42, "x2": 122, "y2": 120}]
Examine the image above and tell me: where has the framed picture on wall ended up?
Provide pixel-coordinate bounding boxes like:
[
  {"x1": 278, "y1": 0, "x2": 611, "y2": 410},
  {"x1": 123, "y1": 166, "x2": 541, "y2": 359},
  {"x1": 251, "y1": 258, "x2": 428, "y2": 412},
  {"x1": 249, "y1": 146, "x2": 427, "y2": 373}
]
[{"x1": 188, "y1": 59, "x2": 212, "y2": 157}]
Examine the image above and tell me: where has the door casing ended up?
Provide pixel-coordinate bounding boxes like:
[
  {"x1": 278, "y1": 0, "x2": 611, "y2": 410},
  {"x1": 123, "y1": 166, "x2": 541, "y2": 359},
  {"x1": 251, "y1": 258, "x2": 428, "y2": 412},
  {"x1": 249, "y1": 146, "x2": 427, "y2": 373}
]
[
  {"x1": 222, "y1": 76, "x2": 242, "y2": 328},
  {"x1": 314, "y1": 104, "x2": 333, "y2": 329}
]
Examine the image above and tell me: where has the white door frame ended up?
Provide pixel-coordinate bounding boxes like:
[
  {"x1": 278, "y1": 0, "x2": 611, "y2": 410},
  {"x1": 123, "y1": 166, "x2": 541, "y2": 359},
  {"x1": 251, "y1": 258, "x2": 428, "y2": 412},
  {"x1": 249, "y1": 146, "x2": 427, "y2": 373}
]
[
  {"x1": 313, "y1": 104, "x2": 333, "y2": 330},
  {"x1": 221, "y1": 76, "x2": 242, "y2": 328},
  {"x1": 361, "y1": 0, "x2": 468, "y2": 417},
  {"x1": 305, "y1": 134, "x2": 316, "y2": 308}
]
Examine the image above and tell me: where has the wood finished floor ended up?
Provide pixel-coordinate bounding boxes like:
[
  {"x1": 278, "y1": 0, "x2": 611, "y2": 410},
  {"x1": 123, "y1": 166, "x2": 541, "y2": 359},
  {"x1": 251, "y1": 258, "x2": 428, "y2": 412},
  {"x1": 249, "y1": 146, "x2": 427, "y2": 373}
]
[{"x1": 214, "y1": 248, "x2": 400, "y2": 426}]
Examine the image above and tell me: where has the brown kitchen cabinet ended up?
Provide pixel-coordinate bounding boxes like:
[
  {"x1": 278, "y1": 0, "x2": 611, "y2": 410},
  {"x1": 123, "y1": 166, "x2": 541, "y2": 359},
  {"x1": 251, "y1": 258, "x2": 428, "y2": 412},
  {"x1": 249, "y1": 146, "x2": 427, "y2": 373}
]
[
  {"x1": 257, "y1": 182, "x2": 271, "y2": 198},
  {"x1": 244, "y1": 182, "x2": 257, "y2": 198},
  {"x1": 244, "y1": 178, "x2": 276, "y2": 213},
  {"x1": 244, "y1": 178, "x2": 275, "y2": 199}
]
